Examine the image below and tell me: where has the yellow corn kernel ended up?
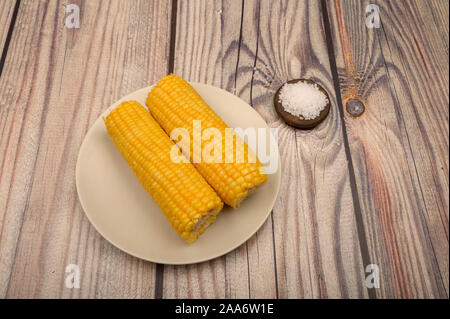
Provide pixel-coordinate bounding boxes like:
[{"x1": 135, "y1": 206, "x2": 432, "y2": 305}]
[
  {"x1": 146, "y1": 74, "x2": 267, "y2": 208},
  {"x1": 104, "y1": 101, "x2": 223, "y2": 243}
]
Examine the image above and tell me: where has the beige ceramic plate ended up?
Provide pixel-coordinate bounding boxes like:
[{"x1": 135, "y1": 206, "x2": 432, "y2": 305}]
[{"x1": 76, "y1": 83, "x2": 281, "y2": 264}]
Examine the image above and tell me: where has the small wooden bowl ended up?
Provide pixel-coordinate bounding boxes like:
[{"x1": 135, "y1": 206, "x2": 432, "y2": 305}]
[{"x1": 274, "y1": 79, "x2": 330, "y2": 129}]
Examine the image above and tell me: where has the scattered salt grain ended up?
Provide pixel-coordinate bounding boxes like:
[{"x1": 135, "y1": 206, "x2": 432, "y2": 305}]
[{"x1": 278, "y1": 81, "x2": 329, "y2": 120}]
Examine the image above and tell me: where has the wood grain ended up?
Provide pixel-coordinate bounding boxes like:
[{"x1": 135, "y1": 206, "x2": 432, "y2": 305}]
[
  {"x1": 0, "y1": 0, "x2": 16, "y2": 54},
  {"x1": 0, "y1": 0, "x2": 171, "y2": 298},
  {"x1": 326, "y1": 0, "x2": 448, "y2": 298},
  {"x1": 162, "y1": 0, "x2": 367, "y2": 298},
  {"x1": 426, "y1": 0, "x2": 449, "y2": 54},
  {"x1": 1, "y1": 0, "x2": 447, "y2": 299}
]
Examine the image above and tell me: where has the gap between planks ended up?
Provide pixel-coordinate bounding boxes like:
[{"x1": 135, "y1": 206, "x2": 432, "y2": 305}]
[
  {"x1": 154, "y1": 0, "x2": 178, "y2": 300},
  {"x1": 0, "y1": 0, "x2": 21, "y2": 79}
]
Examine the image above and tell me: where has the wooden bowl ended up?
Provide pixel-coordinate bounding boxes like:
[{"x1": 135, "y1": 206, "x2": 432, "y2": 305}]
[{"x1": 274, "y1": 79, "x2": 330, "y2": 129}]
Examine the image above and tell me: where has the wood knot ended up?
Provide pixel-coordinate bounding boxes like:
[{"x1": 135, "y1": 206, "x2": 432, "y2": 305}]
[{"x1": 346, "y1": 98, "x2": 365, "y2": 117}]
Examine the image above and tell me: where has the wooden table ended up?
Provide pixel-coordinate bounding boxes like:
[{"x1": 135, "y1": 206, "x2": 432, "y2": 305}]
[{"x1": 0, "y1": 0, "x2": 448, "y2": 299}]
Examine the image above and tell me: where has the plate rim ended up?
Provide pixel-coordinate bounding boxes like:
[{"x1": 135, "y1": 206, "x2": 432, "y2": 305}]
[{"x1": 75, "y1": 83, "x2": 281, "y2": 265}]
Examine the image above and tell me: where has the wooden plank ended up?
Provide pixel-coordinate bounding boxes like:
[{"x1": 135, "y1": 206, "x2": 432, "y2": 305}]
[
  {"x1": 0, "y1": 0, "x2": 172, "y2": 298},
  {"x1": 0, "y1": 0, "x2": 16, "y2": 54},
  {"x1": 162, "y1": 0, "x2": 367, "y2": 298},
  {"x1": 326, "y1": 0, "x2": 448, "y2": 298},
  {"x1": 426, "y1": 0, "x2": 449, "y2": 54}
]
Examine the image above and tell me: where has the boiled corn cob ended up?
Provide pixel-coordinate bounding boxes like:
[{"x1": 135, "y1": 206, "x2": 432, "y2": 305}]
[
  {"x1": 146, "y1": 74, "x2": 267, "y2": 208},
  {"x1": 104, "y1": 101, "x2": 223, "y2": 243}
]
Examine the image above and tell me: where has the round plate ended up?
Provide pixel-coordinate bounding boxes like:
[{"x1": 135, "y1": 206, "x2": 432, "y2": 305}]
[{"x1": 76, "y1": 83, "x2": 281, "y2": 265}]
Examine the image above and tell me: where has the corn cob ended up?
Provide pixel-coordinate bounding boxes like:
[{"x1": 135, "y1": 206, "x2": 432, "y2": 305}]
[
  {"x1": 146, "y1": 74, "x2": 268, "y2": 208},
  {"x1": 104, "y1": 101, "x2": 223, "y2": 243}
]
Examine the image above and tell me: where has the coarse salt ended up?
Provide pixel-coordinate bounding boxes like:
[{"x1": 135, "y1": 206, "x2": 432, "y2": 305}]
[{"x1": 278, "y1": 81, "x2": 329, "y2": 120}]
